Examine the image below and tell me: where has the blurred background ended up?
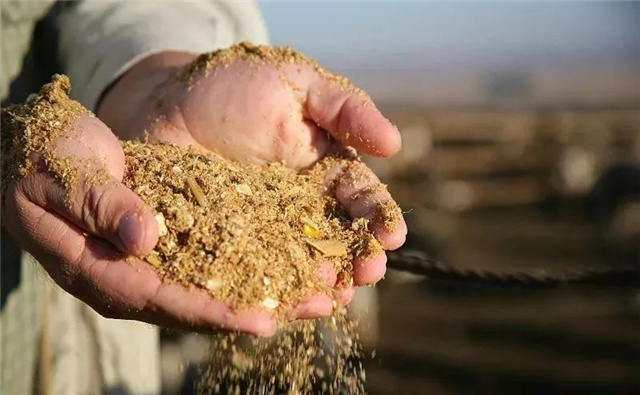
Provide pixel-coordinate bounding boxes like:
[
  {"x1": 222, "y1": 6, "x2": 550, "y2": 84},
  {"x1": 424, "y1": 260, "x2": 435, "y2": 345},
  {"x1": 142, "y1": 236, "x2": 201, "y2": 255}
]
[{"x1": 163, "y1": 2, "x2": 640, "y2": 394}]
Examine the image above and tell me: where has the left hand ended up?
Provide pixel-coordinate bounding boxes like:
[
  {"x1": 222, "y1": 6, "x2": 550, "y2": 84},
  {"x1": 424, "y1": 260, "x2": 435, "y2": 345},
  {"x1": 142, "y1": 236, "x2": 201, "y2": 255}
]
[{"x1": 98, "y1": 44, "x2": 407, "y2": 320}]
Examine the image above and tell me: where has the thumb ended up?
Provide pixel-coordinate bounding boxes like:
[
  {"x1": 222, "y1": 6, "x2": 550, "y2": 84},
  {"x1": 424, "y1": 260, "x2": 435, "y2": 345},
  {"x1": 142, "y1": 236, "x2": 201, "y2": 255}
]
[
  {"x1": 18, "y1": 172, "x2": 158, "y2": 256},
  {"x1": 306, "y1": 75, "x2": 402, "y2": 157},
  {"x1": 16, "y1": 115, "x2": 158, "y2": 255}
]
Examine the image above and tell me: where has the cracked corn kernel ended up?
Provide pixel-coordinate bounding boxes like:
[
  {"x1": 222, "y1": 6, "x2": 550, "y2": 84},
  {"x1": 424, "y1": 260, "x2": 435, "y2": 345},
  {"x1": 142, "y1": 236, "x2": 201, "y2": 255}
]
[
  {"x1": 302, "y1": 223, "x2": 320, "y2": 239},
  {"x1": 146, "y1": 254, "x2": 162, "y2": 268},
  {"x1": 301, "y1": 217, "x2": 320, "y2": 238}
]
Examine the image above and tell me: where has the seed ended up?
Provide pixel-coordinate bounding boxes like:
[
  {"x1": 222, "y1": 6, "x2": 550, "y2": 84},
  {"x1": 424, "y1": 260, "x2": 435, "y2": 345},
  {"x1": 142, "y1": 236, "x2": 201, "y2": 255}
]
[{"x1": 186, "y1": 176, "x2": 207, "y2": 206}]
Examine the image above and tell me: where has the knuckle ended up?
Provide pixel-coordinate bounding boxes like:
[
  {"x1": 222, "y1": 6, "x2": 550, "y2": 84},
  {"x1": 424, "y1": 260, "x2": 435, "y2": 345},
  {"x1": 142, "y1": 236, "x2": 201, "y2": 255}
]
[
  {"x1": 81, "y1": 184, "x2": 119, "y2": 234},
  {"x1": 61, "y1": 239, "x2": 84, "y2": 282}
]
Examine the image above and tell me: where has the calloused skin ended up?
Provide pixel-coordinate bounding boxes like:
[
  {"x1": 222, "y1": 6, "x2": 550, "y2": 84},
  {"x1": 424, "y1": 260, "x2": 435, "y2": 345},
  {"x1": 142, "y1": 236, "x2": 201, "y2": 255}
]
[{"x1": 4, "y1": 49, "x2": 406, "y2": 336}]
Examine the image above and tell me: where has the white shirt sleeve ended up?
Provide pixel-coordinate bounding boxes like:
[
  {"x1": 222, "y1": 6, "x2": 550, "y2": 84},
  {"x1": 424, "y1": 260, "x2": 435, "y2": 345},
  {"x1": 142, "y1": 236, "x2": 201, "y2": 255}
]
[{"x1": 57, "y1": 0, "x2": 269, "y2": 110}]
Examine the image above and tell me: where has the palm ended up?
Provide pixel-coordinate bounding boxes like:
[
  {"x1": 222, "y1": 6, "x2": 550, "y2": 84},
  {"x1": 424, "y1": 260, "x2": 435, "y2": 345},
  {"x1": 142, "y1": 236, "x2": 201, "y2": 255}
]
[
  {"x1": 147, "y1": 58, "x2": 397, "y2": 169},
  {"x1": 142, "y1": 55, "x2": 408, "y2": 279}
]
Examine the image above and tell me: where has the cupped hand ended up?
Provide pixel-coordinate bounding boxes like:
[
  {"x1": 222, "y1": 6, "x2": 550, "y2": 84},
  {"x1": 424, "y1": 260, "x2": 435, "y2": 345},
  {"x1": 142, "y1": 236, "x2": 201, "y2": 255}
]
[
  {"x1": 99, "y1": 44, "x2": 408, "y2": 321},
  {"x1": 3, "y1": 109, "x2": 276, "y2": 335}
]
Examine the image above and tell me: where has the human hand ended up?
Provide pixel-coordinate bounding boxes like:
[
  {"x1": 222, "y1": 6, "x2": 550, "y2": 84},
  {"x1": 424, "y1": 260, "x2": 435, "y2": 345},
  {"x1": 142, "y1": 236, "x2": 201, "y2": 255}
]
[
  {"x1": 99, "y1": 43, "x2": 408, "y2": 317},
  {"x1": 3, "y1": 82, "x2": 276, "y2": 335}
]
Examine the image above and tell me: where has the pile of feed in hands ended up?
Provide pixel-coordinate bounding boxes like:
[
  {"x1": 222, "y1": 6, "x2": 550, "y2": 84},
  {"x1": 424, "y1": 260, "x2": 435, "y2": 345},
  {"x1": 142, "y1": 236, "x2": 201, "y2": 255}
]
[
  {"x1": 126, "y1": 140, "x2": 393, "y2": 319},
  {"x1": 1, "y1": 43, "x2": 402, "y2": 394}
]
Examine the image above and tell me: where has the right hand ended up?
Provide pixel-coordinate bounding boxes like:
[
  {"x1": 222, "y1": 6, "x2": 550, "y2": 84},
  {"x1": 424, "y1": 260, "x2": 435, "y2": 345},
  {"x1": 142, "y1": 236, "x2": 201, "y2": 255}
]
[{"x1": 3, "y1": 113, "x2": 277, "y2": 335}]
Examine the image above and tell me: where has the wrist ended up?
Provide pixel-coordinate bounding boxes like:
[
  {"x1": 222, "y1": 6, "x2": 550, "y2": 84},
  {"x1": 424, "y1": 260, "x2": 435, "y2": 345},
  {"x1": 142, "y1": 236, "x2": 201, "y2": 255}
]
[{"x1": 97, "y1": 51, "x2": 197, "y2": 140}]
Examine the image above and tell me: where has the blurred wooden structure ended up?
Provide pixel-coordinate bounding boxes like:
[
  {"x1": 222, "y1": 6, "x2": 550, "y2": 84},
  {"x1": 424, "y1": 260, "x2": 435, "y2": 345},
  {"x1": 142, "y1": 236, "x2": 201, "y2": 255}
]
[{"x1": 367, "y1": 109, "x2": 640, "y2": 212}]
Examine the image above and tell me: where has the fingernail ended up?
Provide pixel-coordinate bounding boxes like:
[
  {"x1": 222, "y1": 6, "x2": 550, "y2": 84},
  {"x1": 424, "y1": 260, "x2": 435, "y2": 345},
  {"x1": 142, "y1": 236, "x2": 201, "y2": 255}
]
[{"x1": 118, "y1": 212, "x2": 145, "y2": 254}]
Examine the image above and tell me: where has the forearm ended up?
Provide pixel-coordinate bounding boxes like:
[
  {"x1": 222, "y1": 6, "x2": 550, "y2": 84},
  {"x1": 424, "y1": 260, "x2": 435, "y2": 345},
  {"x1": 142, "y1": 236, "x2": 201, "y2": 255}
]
[{"x1": 97, "y1": 51, "x2": 196, "y2": 140}]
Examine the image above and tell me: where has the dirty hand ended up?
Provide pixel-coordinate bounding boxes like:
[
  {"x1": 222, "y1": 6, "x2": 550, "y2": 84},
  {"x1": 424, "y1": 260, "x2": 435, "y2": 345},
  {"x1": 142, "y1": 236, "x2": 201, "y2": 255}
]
[
  {"x1": 98, "y1": 46, "x2": 408, "y2": 317},
  {"x1": 4, "y1": 111, "x2": 276, "y2": 335}
]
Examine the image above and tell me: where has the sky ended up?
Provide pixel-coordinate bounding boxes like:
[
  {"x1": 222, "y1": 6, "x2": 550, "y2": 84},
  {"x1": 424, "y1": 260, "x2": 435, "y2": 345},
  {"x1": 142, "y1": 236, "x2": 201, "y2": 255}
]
[{"x1": 259, "y1": 1, "x2": 640, "y2": 73}]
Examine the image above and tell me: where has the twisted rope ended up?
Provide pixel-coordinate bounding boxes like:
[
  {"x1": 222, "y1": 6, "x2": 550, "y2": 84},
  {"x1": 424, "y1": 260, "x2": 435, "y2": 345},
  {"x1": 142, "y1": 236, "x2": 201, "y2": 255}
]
[{"x1": 386, "y1": 251, "x2": 640, "y2": 288}]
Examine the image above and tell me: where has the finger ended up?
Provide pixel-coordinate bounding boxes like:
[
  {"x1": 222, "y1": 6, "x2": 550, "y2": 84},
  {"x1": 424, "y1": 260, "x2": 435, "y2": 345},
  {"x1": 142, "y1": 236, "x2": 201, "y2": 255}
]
[
  {"x1": 353, "y1": 253, "x2": 388, "y2": 286},
  {"x1": 334, "y1": 286, "x2": 356, "y2": 306},
  {"x1": 318, "y1": 261, "x2": 338, "y2": 285},
  {"x1": 18, "y1": 171, "x2": 158, "y2": 256},
  {"x1": 291, "y1": 262, "x2": 337, "y2": 319},
  {"x1": 306, "y1": 75, "x2": 401, "y2": 157},
  {"x1": 18, "y1": 115, "x2": 158, "y2": 255},
  {"x1": 140, "y1": 282, "x2": 276, "y2": 336},
  {"x1": 331, "y1": 161, "x2": 407, "y2": 250},
  {"x1": 295, "y1": 294, "x2": 334, "y2": 319},
  {"x1": 6, "y1": 193, "x2": 276, "y2": 336}
]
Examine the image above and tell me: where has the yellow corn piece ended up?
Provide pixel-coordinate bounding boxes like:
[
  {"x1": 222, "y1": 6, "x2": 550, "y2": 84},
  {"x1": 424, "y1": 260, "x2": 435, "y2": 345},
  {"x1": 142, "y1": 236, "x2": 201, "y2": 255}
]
[
  {"x1": 301, "y1": 217, "x2": 321, "y2": 238},
  {"x1": 146, "y1": 254, "x2": 162, "y2": 268},
  {"x1": 302, "y1": 223, "x2": 320, "y2": 239},
  {"x1": 368, "y1": 236, "x2": 382, "y2": 252}
]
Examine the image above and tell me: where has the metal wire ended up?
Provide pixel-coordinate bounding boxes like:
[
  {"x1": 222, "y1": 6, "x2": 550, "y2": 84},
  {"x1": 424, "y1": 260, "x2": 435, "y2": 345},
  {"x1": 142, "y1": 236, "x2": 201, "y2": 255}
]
[{"x1": 386, "y1": 250, "x2": 640, "y2": 288}]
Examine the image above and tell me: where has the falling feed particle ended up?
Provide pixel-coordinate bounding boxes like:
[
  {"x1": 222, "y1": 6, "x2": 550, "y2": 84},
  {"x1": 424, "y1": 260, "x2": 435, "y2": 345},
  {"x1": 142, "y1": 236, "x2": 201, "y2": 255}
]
[{"x1": 200, "y1": 308, "x2": 365, "y2": 394}]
